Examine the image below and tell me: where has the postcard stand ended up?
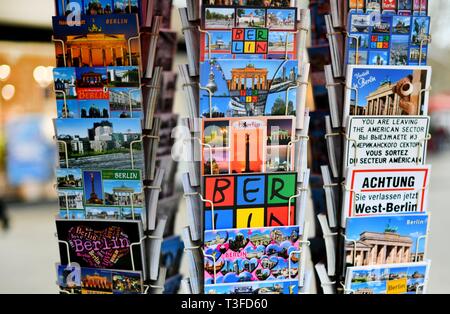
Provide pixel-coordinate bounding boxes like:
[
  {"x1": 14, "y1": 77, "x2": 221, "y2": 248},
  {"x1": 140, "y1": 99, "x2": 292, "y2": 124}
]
[
  {"x1": 317, "y1": 3, "x2": 436, "y2": 294},
  {"x1": 50, "y1": 3, "x2": 185, "y2": 294}
]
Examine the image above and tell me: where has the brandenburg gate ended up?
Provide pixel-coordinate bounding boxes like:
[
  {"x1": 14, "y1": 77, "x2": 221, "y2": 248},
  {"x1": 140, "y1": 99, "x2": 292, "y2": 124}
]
[
  {"x1": 346, "y1": 230, "x2": 414, "y2": 266},
  {"x1": 228, "y1": 65, "x2": 269, "y2": 91}
]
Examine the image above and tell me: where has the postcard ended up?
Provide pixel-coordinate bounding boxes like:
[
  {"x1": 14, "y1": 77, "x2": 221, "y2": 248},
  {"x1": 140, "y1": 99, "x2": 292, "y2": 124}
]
[
  {"x1": 204, "y1": 225, "x2": 303, "y2": 286},
  {"x1": 345, "y1": 261, "x2": 430, "y2": 294},
  {"x1": 52, "y1": 14, "x2": 140, "y2": 68},
  {"x1": 205, "y1": 279, "x2": 299, "y2": 294},
  {"x1": 342, "y1": 166, "x2": 430, "y2": 222},
  {"x1": 161, "y1": 235, "x2": 184, "y2": 278},
  {"x1": 201, "y1": 0, "x2": 292, "y2": 7},
  {"x1": 53, "y1": 66, "x2": 142, "y2": 118},
  {"x1": 57, "y1": 264, "x2": 82, "y2": 294},
  {"x1": 56, "y1": 168, "x2": 143, "y2": 220},
  {"x1": 202, "y1": 6, "x2": 297, "y2": 31},
  {"x1": 201, "y1": 28, "x2": 297, "y2": 61},
  {"x1": 202, "y1": 116, "x2": 296, "y2": 175},
  {"x1": 56, "y1": 219, "x2": 145, "y2": 275},
  {"x1": 54, "y1": 118, "x2": 143, "y2": 170},
  {"x1": 56, "y1": 264, "x2": 143, "y2": 294},
  {"x1": 344, "y1": 214, "x2": 429, "y2": 268},
  {"x1": 343, "y1": 116, "x2": 430, "y2": 170},
  {"x1": 200, "y1": 59, "x2": 299, "y2": 118},
  {"x1": 55, "y1": 0, "x2": 142, "y2": 16},
  {"x1": 343, "y1": 65, "x2": 432, "y2": 121},
  {"x1": 346, "y1": 14, "x2": 430, "y2": 66},
  {"x1": 203, "y1": 172, "x2": 297, "y2": 230}
]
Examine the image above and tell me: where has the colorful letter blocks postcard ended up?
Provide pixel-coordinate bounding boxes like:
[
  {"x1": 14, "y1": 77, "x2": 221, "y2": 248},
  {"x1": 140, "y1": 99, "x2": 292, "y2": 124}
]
[
  {"x1": 54, "y1": 118, "x2": 144, "y2": 170},
  {"x1": 56, "y1": 168, "x2": 144, "y2": 221},
  {"x1": 203, "y1": 226, "x2": 303, "y2": 287},
  {"x1": 203, "y1": 172, "x2": 297, "y2": 230},
  {"x1": 56, "y1": 219, "x2": 146, "y2": 276},
  {"x1": 344, "y1": 261, "x2": 430, "y2": 294},
  {"x1": 231, "y1": 28, "x2": 269, "y2": 54},
  {"x1": 200, "y1": 59, "x2": 299, "y2": 117},
  {"x1": 202, "y1": 117, "x2": 296, "y2": 175},
  {"x1": 346, "y1": 13, "x2": 430, "y2": 66},
  {"x1": 54, "y1": 66, "x2": 142, "y2": 119},
  {"x1": 52, "y1": 14, "x2": 140, "y2": 68}
]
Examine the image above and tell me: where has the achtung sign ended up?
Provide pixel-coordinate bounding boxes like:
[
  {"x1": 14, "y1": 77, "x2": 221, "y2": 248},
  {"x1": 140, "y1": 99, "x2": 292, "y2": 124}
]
[
  {"x1": 342, "y1": 166, "x2": 430, "y2": 224},
  {"x1": 344, "y1": 116, "x2": 430, "y2": 170}
]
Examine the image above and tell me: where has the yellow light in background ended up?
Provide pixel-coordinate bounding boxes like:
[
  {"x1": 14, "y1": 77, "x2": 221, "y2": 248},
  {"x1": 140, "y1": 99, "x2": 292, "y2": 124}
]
[
  {"x1": 33, "y1": 65, "x2": 54, "y2": 88},
  {"x1": 1, "y1": 84, "x2": 16, "y2": 101},
  {"x1": 0, "y1": 64, "x2": 11, "y2": 81}
]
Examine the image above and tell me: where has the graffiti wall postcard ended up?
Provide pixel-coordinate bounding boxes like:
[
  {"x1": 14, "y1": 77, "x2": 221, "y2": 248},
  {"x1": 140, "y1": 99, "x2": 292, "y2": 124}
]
[
  {"x1": 343, "y1": 65, "x2": 432, "y2": 123},
  {"x1": 200, "y1": 59, "x2": 299, "y2": 118},
  {"x1": 344, "y1": 261, "x2": 430, "y2": 294},
  {"x1": 56, "y1": 219, "x2": 146, "y2": 276},
  {"x1": 56, "y1": 168, "x2": 144, "y2": 221},
  {"x1": 53, "y1": 66, "x2": 142, "y2": 119},
  {"x1": 342, "y1": 165, "x2": 430, "y2": 224},
  {"x1": 344, "y1": 214, "x2": 429, "y2": 268},
  {"x1": 203, "y1": 225, "x2": 304, "y2": 286},
  {"x1": 202, "y1": 116, "x2": 296, "y2": 175},
  {"x1": 203, "y1": 172, "x2": 298, "y2": 230},
  {"x1": 205, "y1": 279, "x2": 299, "y2": 294},
  {"x1": 52, "y1": 14, "x2": 140, "y2": 68},
  {"x1": 346, "y1": 14, "x2": 430, "y2": 66},
  {"x1": 57, "y1": 264, "x2": 143, "y2": 294},
  {"x1": 343, "y1": 116, "x2": 430, "y2": 170},
  {"x1": 54, "y1": 118, "x2": 143, "y2": 170}
]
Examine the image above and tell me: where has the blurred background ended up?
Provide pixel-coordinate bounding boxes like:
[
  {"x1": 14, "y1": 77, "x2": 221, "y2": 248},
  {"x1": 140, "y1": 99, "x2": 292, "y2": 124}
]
[{"x1": 0, "y1": 0, "x2": 449, "y2": 294}]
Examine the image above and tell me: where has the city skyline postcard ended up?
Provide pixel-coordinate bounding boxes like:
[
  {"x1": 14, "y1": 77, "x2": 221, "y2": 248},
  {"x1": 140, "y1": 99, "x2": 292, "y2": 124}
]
[
  {"x1": 55, "y1": 0, "x2": 141, "y2": 16},
  {"x1": 345, "y1": 261, "x2": 430, "y2": 294},
  {"x1": 344, "y1": 65, "x2": 432, "y2": 120},
  {"x1": 203, "y1": 225, "x2": 302, "y2": 286},
  {"x1": 345, "y1": 214, "x2": 429, "y2": 267},
  {"x1": 52, "y1": 14, "x2": 140, "y2": 68},
  {"x1": 54, "y1": 118, "x2": 143, "y2": 170},
  {"x1": 200, "y1": 59, "x2": 299, "y2": 118}
]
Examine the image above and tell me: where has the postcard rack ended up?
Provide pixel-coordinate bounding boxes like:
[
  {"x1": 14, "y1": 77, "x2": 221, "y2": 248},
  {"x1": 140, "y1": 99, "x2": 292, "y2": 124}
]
[
  {"x1": 310, "y1": 0, "x2": 434, "y2": 295},
  {"x1": 51, "y1": 1, "x2": 184, "y2": 295},
  {"x1": 177, "y1": 0, "x2": 315, "y2": 295}
]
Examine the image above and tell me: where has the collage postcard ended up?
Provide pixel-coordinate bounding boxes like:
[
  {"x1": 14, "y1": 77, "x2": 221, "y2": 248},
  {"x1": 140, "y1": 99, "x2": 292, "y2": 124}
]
[
  {"x1": 203, "y1": 225, "x2": 304, "y2": 287},
  {"x1": 53, "y1": 66, "x2": 142, "y2": 119},
  {"x1": 202, "y1": 116, "x2": 296, "y2": 175},
  {"x1": 57, "y1": 264, "x2": 143, "y2": 295},
  {"x1": 200, "y1": 59, "x2": 299, "y2": 118},
  {"x1": 346, "y1": 13, "x2": 430, "y2": 66},
  {"x1": 344, "y1": 261, "x2": 430, "y2": 294},
  {"x1": 347, "y1": 0, "x2": 428, "y2": 16},
  {"x1": 56, "y1": 168, "x2": 144, "y2": 221}
]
